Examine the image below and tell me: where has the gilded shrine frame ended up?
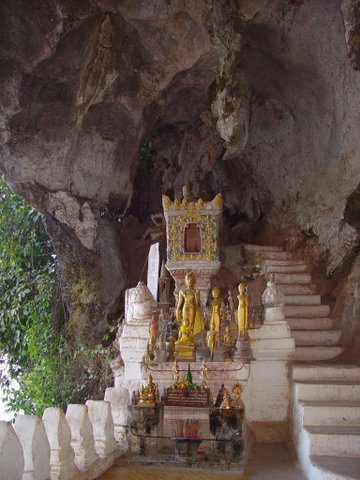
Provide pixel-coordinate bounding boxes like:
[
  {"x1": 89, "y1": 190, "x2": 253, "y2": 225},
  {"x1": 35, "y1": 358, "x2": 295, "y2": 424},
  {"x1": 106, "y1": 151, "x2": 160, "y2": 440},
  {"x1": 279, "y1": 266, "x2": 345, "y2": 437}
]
[
  {"x1": 162, "y1": 193, "x2": 222, "y2": 307},
  {"x1": 162, "y1": 194, "x2": 222, "y2": 263}
]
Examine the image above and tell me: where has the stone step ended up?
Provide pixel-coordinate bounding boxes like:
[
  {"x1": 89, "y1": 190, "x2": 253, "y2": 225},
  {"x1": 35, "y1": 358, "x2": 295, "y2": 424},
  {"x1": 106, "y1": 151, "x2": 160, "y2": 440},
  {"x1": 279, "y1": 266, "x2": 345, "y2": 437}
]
[
  {"x1": 266, "y1": 264, "x2": 309, "y2": 273},
  {"x1": 295, "y1": 381, "x2": 360, "y2": 402},
  {"x1": 301, "y1": 400, "x2": 360, "y2": 426},
  {"x1": 282, "y1": 284, "x2": 317, "y2": 295},
  {"x1": 310, "y1": 455, "x2": 360, "y2": 480},
  {"x1": 284, "y1": 295, "x2": 321, "y2": 306},
  {"x1": 293, "y1": 364, "x2": 360, "y2": 382},
  {"x1": 275, "y1": 272, "x2": 312, "y2": 284},
  {"x1": 288, "y1": 318, "x2": 335, "y2": 330},
  {"x1": 285, "y1": 305, "x2": 330, "y2": 318},
  {"x1": 294, "y1": 346, "x2": 345, "y2": 362},
  {"x1": 306, "y1": 425, "x2": 360, "y2": 457},
  {"x1": 247, "y1": 251, "x2": 293, "y2": 261},
  {"x1": 292, "y1": 330, "x2": 342, "y2": 346},
  {"x1": 244, "y1": 244, "x2": 284, "y2": 252},
  {"x1": 264, "y1": 259, "x2": 306, "y2": 266}
]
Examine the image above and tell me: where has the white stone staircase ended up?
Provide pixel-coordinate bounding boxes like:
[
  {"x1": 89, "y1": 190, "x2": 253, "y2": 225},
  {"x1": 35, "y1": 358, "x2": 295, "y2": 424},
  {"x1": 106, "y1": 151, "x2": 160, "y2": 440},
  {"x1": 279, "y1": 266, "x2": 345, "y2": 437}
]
[
  {"x1": 242, "y1": 245, "x2": 360, "y2": 479},
  {"x1": 243, "y1": 245, "x2": 344, "y2": 362},
  {"x1": 292, "y1": 364, "x2": 360, "y2": 479}
]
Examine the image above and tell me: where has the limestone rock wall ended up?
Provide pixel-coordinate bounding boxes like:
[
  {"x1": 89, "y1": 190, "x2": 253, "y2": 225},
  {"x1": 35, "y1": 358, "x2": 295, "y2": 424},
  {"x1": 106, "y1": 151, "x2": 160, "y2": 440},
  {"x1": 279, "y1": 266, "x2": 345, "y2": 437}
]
[{"x1": 1, "y1": 0, "x2": 360, "y2": 346}]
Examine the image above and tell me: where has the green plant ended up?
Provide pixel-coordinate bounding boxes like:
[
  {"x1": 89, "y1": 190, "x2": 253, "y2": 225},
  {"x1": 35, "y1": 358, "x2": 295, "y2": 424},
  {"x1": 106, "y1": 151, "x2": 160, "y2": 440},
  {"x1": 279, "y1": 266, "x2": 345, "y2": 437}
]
[{"x1": 0, "y1": 177, "x2": 120, "y2": 416}]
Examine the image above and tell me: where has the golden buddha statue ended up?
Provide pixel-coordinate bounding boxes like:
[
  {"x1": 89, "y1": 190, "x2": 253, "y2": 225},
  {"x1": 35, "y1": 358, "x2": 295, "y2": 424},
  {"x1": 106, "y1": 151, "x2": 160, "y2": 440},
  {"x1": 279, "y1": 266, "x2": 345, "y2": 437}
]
[
  {"x1": 177, "y1": 317, "x2": 194, "y2": 345},
  {"x1": 138, "y1": 374, "x2": 157, "y2": 407},
  {"x1": 232, "y1": 383, "x2": 244, "y2": 410},
  {"x1": 210, "y1": 287, "x2": 222, "y2": 333},
  {"x1": 175, "y1": 272, "x2": 204, "y2": 337},
  {"x1": 220, "y1": 388, "x2": 233, "y2": 410},
  {"x1": 237, "y1": 283, "x2": 249, "y2": 337},
  {"x1": 228, "y1": 289, "x2": 235, "y2": 323},
  {"x1": 199, "y1": 359, "x2": 208, "y2": 388},
  {"x1": 223, "y1": 325, "x2": 233, "y2": 349},
  {"x1": 206, "y1": 319, "x2": 217, "y2": 360},
  {"x1": 143, "y1": 342, "x2": 151, "y2": 364},
  {"x1": 172, "y1": 360, "x2": 180, "y2": 384},
  {"x1": 149, "y1": 333, "x2": 156, "y2": 357}
]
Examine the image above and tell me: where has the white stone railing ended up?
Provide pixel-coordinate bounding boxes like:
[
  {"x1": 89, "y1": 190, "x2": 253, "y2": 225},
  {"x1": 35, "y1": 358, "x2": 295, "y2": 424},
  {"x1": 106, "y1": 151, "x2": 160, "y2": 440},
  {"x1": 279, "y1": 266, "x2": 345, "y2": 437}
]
[{"x1": 0, "y1": 387, "x2": 129, "y2": 480}]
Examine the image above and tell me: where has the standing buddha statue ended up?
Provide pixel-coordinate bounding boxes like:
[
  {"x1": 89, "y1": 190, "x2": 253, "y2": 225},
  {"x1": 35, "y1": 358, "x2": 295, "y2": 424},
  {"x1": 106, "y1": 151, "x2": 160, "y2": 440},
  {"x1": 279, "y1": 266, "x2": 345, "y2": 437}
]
[
  {"x1": 172, "y1": 360, "x2": 180, "y2": 384},
  {"x1": 210, "y1": 287, "x2": 222, "y2": 333},
  {"x1": 206, "y1": 287, "x2": 222, "y2": 360},
  {"x1": 175, "y1": 272, "x2": 204, "y2": 337},
  {"x1": 237, "y1": 283, "x2": 249, "y2": 337},
  {"x1": 223, "y1": 325, "x2": 233, "y2": 349}
]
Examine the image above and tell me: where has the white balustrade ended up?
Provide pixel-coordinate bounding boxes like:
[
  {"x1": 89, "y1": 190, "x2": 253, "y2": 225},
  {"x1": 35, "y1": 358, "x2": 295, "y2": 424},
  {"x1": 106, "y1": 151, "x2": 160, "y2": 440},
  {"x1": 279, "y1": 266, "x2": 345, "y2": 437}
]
[
  {"x1": 13, "y1": 415, "x2": 50, "y2": 480},
  {"x1": 0, "y1": 393, "x2": 125, "y2": 479},
  {"x1": 65, "y1": 404, "x2": 98, "y2": 471},
  {"x1": 0, "y1": 421, "x2": 24, "y2": 480},
  {"x1": 42, "y1": 407, "x2": 79, "y2": 480}
]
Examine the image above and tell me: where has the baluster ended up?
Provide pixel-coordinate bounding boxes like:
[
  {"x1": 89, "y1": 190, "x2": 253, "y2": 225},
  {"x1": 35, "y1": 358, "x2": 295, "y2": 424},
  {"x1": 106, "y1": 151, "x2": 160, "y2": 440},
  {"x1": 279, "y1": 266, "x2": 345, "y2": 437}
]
[
  {"x1": 104, "y1": 387, "x2": 129, "y2": 451},
  {"x1": 86, "y1": 400, "x2": 117, "y2": 458},
  {"x1": 13, "y1": 415, "x2": 50, "y2": 480},
  {"x1": 0, "y1": 420, "x2": 24, "y2": 480},
  {"x1": 65, "y1": 404, "x2": 98, "y2": 471},
  {"x1": 42, "y1": 407, "x2": 79, "y2": 480}
]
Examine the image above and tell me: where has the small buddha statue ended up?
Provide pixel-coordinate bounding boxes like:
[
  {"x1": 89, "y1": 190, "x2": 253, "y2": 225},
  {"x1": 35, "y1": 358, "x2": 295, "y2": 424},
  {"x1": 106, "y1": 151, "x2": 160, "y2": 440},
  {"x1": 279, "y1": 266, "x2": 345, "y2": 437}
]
[
  {"x1": 232, "y1": 383, "x2": 244, "y2": 410},
  {"x1": 210, "y1": 287, "x2": 222, "y2": 333},
  {"x1": 143, "y1": 342, "x2": 151, "y2": 364},
  {"x1": 220, "y1": 388, "x2": 233, "y2": 410},
  {"x1": 172, "y1": 360, "x2": 180, "y2": 384},
  {"x1": 223, "y1": 325, "x2": 233, "y2": 349},
  {"x1": 206, "y1": 323, "x2": 217, "y2": 360},
  {"x1": 237, "y1": 283, "x2": 249, "y2": 337},
  {"x1": 175, "y1": 272, "x2": 204, "y2": 337},
  {"x1": 169, "y1": 332, "x2": 175, "y2": 351},
  {"x1": 177, "y1": 317, "x2": 194, "y2": 345},
  {"x1": 199, "y1": 359, "x2": 208, "y2": 387},
  {"x1": 228, "y1": 289, "x2": 235, "y2": 323},
  {"x1": 138, "y1": 374, "x2": 157, "y2": 407},
  {"x1": 168, "y1": 332, "x2": 176, "y2": 361},
  {"x1": 148, "y1": 314, "x2": 158, "y2": 355}
]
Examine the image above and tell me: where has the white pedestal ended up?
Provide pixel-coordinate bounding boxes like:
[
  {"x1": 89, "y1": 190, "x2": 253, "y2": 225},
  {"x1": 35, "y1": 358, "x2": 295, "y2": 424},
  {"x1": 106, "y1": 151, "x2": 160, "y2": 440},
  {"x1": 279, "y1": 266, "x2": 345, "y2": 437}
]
[
  {"x1": 120, "y1": 322, "x2": 151, "y2": 392},
  {"x1": 242, "y1": 306, "x2": 295, "y2": 443}
]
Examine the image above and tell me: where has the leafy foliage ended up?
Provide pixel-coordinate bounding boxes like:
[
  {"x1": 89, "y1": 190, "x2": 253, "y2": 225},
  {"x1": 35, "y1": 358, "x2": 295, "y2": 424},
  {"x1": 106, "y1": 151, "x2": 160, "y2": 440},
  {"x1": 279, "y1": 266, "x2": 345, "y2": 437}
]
[{"x1": 0, "y1": 177, "x2": 117, "y2": 416}]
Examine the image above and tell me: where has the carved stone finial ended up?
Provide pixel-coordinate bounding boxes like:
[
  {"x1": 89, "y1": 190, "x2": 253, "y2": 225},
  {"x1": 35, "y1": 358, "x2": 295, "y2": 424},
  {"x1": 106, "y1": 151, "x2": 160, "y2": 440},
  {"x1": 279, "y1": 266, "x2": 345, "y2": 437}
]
[
  {"x1": 261, "y1": 273, "x2": 284, "y2": 308},
  {"x1": 125, "y1": 281, "x2": 155, "y2": 324}
]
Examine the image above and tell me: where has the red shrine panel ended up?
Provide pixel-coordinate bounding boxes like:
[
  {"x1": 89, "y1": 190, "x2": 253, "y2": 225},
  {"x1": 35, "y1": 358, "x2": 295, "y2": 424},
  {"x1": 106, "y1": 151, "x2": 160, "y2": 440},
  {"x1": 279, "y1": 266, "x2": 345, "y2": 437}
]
[{"x1": 184, "y1": 223, "x2": 201, "y2": 253}]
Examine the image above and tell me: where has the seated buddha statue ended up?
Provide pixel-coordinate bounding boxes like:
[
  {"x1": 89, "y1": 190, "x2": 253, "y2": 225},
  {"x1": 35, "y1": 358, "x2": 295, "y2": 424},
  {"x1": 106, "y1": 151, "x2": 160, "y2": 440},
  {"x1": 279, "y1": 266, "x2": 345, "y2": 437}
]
[
  {"x1": 177, "y1": 317, "x2": 194, "y2": 345},
  {"x1": 138, "y1": 374, "x2": 157, "y2": 407}
]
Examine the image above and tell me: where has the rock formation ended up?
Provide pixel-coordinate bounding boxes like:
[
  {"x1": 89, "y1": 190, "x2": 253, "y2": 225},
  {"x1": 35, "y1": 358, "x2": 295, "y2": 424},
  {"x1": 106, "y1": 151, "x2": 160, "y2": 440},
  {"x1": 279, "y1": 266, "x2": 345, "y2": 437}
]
[{"x1": 0, "y1": 0, "x2": 360, "y2": 350}]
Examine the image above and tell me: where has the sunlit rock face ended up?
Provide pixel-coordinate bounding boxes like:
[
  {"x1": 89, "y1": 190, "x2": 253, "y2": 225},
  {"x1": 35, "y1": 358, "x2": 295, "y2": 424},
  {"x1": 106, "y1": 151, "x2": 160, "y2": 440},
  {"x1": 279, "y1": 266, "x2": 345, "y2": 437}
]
[{"x1": 1, "y1": 0, "x2": 360, "y2": 344}]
